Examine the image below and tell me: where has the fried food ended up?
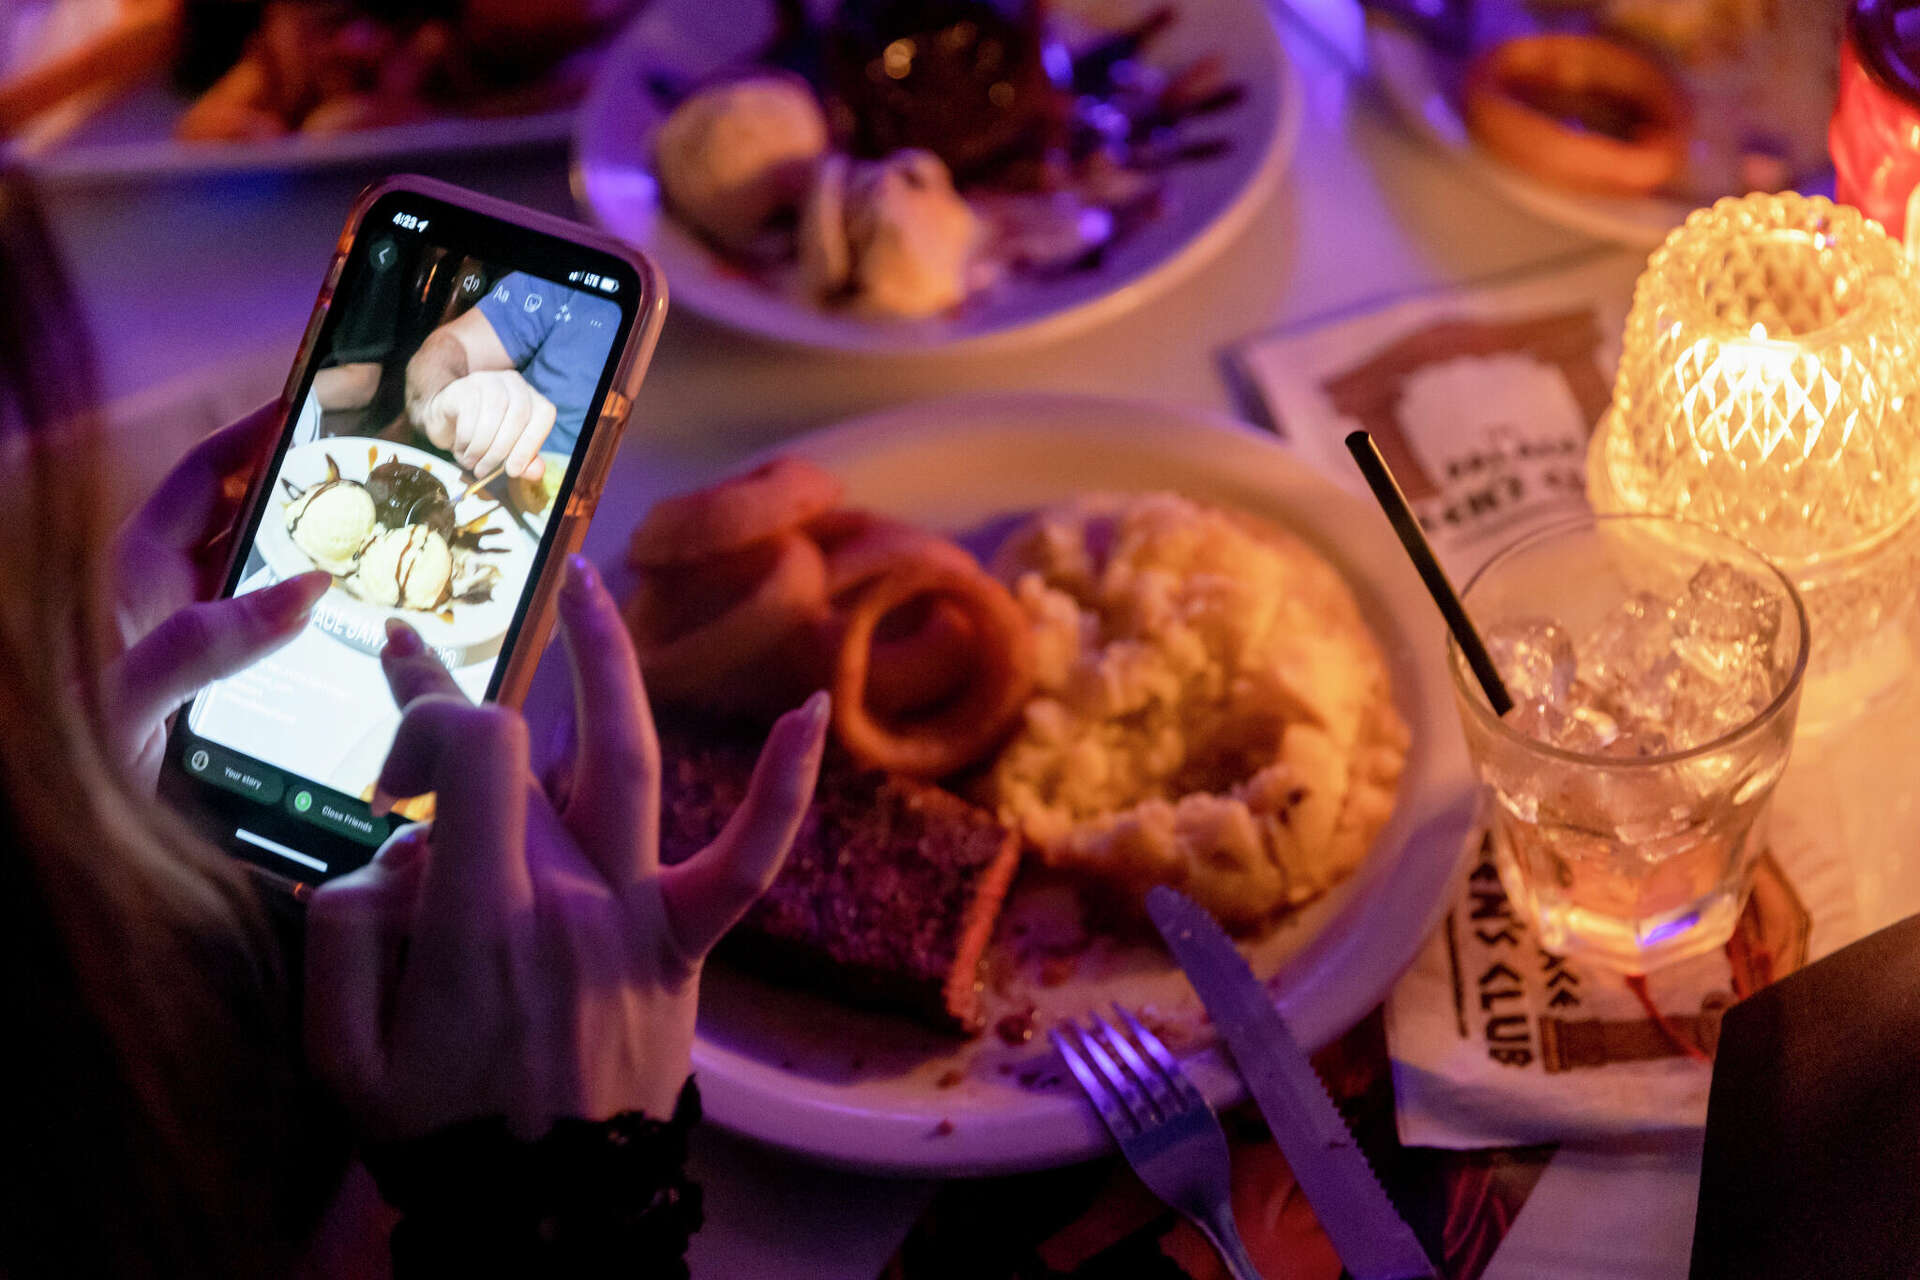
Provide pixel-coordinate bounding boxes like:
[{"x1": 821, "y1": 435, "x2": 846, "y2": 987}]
[
  {"x1": 624, "y1": 461, "x2": 1034, "y2": 776},
  {"x1": 986, "y1": 493, "x2": 1407, "y2": 930},
  {"x1": 627, "y1": 532, "x2": 830, "y2": 714},
  {"x1": 809, "y1": 507, "x2": 978, "y2": 600},
  {"x1": 628, "y1": 457, "x2": 844, "y2": 566},
  {"x1": 865, "y1": 596, "x2": 977, "y2": 718},
  {"x1": 1462, "y1": 34, "x2": 1689, "y2": 196},
  {"x1": 832, "y1": 559, "x2": 1034, "y2": 779}
]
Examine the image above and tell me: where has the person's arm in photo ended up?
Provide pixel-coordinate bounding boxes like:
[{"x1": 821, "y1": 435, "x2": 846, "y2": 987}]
[
  {"x1": 405, "y1": 301, "x2": 558, "y2": 480},
  {"x1": 314, "y1": 362, "x2": 383, "y2": 411}
]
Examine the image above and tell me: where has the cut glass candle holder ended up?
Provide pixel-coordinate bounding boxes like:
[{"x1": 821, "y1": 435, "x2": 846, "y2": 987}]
[{"x1": 1589, "y1": 192, "x2": 1920, "y2": 709}]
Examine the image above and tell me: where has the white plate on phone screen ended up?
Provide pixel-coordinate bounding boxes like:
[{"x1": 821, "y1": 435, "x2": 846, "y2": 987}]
[
  {"x1": 571, "y1": 0, "x2": 1301, "y2": 354},
  {"x1": 652, "y1": 395, "x2": 1476, "y2": 1175},
  {"x1": 256, "y1": 439, "x2": 538, "y2": 665}
]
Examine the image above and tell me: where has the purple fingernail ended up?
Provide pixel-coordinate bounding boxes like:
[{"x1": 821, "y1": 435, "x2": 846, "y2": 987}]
[
  {"x1": 564, "y1": 554, "x2": 598, "y2": 599},
  {"x1": 368, "y1": 786, "x2": 395, "y2": 818},
  {"x1": 268, "y1": 573, "x2": 329, "y2": 627},
  {"x1": 384, "y1": 618, "x2": 423, "y2": 658}
]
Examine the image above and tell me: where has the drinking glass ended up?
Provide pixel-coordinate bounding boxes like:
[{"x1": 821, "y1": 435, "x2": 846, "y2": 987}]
[{"x1": 1450, "y1": 515, "x2": 1809, "y2": 972}]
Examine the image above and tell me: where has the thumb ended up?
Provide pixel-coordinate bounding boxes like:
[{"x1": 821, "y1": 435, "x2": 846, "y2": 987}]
[
  {"x1": 109, "y1": 571, "x2": 330, "y2": 747},
  {"x1": 658, "y1": 691, "x2": 828, "y2": 961}
]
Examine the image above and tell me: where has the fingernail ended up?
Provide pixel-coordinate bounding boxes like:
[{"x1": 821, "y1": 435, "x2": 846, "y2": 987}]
[
  {"x1": 384, "y1": 618, "x2": 423, "y2": 658},
  {"x1": 374, "y1": 823, "x2": 428, "y2": 866},
  {"x1": 368, "y1": 786, "x2": 395, "y2": 818},
  {"x1": 563, "y1": 554, "x2": 598, "y2": 600},
  {"x1": 802, "y1": 688, "x2": 830, "y2": 728},
  {"x1": 268, "y1": 572, "x2": 329, "y2": 628}
]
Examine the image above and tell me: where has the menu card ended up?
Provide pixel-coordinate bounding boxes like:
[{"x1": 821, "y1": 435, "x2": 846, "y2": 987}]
[{"x1": 1231, "y1": 253, "x2": 1860, "y2": 1148}]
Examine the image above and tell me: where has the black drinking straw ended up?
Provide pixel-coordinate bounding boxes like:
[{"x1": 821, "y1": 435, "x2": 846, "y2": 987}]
[{"x1": 1343, "y1": 430, "x2": 1514, "y2": 716}]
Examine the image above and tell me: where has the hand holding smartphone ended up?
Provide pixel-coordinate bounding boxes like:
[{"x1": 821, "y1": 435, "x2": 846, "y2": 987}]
[{"x1": 159, "y1": 177, "x2": 666, "y2": 886}]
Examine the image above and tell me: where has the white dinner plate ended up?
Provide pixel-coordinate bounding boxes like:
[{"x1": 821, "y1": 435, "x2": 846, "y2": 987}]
[
  {"x1": 639, "y1": 395, "x2": 1477, "y2": 1175},
  {"x1": 1367, "y1": 13, "x2": 1836, "y2": 249},
  {"x1": 5, "y1": 82, "x2": 573, "y2": 185},
  {"x1": 571, "y1": 0, "x2": 1301, "y2": 354},
  {"x1": 257, "y1": 439, "x2": 539, "y2": 665}
]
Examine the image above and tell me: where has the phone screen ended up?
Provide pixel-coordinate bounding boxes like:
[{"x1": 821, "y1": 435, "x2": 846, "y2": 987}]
[{"x1": 165, "y1": 189, "x2": 645, "y2": 881}]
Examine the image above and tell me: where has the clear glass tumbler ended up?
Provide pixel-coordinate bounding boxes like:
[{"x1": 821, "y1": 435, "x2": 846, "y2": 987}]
[{"x1": 1450, "y1": 516, "x2": 1809, "y2": 972}]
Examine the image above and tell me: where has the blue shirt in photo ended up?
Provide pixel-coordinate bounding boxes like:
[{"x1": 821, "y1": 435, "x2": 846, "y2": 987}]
[{"x1": 474, "y1": 272, "x2": 621, "y2": 455}]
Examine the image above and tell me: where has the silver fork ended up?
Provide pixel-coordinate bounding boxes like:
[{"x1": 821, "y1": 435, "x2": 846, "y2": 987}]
[{"x1": 1051, "y1": 1006, "x2": 1266, "y2": 1280}]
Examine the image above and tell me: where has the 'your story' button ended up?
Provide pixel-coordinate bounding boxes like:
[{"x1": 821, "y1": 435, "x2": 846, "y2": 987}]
[{"x1": 183, "y1": 742, "x2": 284, "y2": 806}]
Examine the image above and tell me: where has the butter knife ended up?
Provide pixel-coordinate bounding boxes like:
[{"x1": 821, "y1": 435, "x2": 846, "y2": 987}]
[{"x1": 1147, "y1": 886, "x2": 1437, "y2": 1280}]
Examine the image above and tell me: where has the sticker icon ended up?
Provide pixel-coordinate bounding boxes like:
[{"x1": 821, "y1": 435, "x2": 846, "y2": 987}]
[{"x1": 523, "y1": 293, "x2": 543, "y2": 314}]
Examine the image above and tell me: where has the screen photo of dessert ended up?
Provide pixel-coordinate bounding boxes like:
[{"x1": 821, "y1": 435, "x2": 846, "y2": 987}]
[{"x1": 186, "y1": 233, "x2": 622, "y2": 809}]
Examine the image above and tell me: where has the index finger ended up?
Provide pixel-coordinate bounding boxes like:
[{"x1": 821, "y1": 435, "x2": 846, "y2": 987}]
[
  {"x1": 378, "y1": 618, "x2": 463, "y2": 716},
  {"x1": 502, "y1": 391, "x2": 557, "y2": 480},
  {"x1": 121, "y1": 402, "x2": 282, "y2": 553}
]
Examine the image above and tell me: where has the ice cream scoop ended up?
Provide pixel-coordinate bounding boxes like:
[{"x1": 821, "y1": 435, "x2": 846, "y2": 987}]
[
  {"x1": 799, "y1": 149, "x2": 981, "y2": 318},
  {"x1": 286, "y1": 479, "x2": 376, "y2": 575},
  {"x1": 654, "y1": 76, "x2": 828, "y2": 251},
  {"x1": 349, "y1": 525, "x2": 454, "y2": 610}
]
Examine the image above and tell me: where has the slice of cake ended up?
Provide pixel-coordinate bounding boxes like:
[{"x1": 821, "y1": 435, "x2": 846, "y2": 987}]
[{"x1": 657, "y1": 721, "x2": 1022, "y2": 1033}]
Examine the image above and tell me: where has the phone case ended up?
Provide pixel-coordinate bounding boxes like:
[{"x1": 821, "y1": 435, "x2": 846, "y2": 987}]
[{"x1": 226, "y1": 174, "x2": 667, "y2": 712}]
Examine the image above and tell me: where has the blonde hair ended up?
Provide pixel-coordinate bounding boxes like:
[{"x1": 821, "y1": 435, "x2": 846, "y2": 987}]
[{"x1": 0, "y1": 172, "x2": 341, "y2": 1275}]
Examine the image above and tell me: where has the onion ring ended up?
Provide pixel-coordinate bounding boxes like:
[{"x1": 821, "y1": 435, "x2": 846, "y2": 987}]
[
  {"x1": 629, "y1": 457, "x2": 843, "y2": 566},
  {"x1": 866, "y1": 596, "x2": 979, "y2": 718},
  {"x1": 627, "y1": 531, "x2": 830, "y2": 713},
  {"x1": 809, "y1": 507, "x2": 979, "y2": 600},
  {"x1": 1462, "y1": 35, "x2": 1688, "y2": 197},
  {"x1": 832, "y1": 562, "x2": 1034, "y2": 778}
]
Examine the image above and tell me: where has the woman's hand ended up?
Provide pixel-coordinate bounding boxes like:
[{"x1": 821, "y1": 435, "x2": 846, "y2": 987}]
[
  {"x1": 304, "y1": 555, "x2": 828, "y2": 1139},
  {"x1": 106, "y1": 403, "x2": 330, "y2": 783}
]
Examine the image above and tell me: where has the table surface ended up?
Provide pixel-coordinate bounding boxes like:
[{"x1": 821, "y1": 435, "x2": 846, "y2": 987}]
[{"x1": 45, "y1": 16, "x2": 1897, "y2": 1279}]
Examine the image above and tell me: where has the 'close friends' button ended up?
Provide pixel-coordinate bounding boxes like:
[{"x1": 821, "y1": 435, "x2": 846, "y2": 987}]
[{"x1": 286, "y1": 787, "x2": 385, "y2": 846}]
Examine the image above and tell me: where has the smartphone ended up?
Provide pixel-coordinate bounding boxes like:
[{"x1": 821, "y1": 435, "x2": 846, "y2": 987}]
[{"x1": 160, "y1": 176, "x2": 666, "y2": 887}]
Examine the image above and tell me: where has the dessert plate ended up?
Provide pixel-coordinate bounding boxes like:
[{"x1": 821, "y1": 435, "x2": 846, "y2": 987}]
[
  {"x1": 256, "y1": 439, "x2": 539, "y2": 665},
  {"x1": 1366, "y1": 6, "x2": 1836, "y2": 248},
  {"x1": 585, "y1": 395, "x2": 1477, "y2": 1175},
  {"x1": 571, "y1": 0, "x2": 1301, "y2": 354}
]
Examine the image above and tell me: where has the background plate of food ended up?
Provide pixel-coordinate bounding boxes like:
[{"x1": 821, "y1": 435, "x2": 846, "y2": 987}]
[
  {"x1": 1365, "y1": 0, "x2": 1840, "y2": 247},
  {"x1": 578, "y1": 394, "x2": 1476, "y2": 1175},
  {"x1": 0, "y1": 0, "x2": 639, "y2": 182},
  {"x1": 570, "y1": 0, "x2": 1301, "y2": 353},
  {"x1": 257, "y1": 438, "x2": 535, "y2": 663}
]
